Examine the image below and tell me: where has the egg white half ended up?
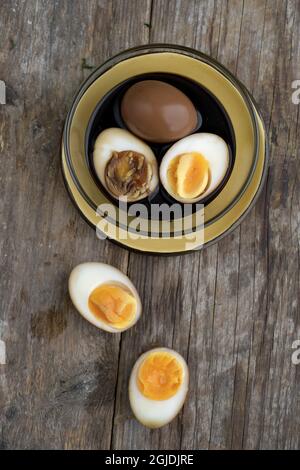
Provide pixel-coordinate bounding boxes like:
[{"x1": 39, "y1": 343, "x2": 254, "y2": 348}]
[
  {"x1": 93, "y1": 128, "x2": 159, "y2": 201},
  {"x1": 69, "y1": 262, "x2": 142, "y2": 333},
  {"x1": 160, "y1": 133, "x2": 230, "y2": 203},
  {"x1": 129, "y1": 347, "x2": 189, "y2": 428}
]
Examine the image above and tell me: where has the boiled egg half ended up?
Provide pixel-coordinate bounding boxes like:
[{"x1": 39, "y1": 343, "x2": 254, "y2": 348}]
[
  {"x1": 69, "y1": 262, "x2": 142, "y2": 333},
  {"x1": 93, "y1": 128, "x2": 159, "y2": 201},
  {"x1": 129, "y1": 348, "x2": 189, "y2": 428},
  {"x1": 160, "y1": 133, "x2": 229, "y2": 203}
]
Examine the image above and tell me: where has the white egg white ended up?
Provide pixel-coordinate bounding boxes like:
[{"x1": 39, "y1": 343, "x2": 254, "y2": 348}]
[
  {"x1": 129, "y1": 347, "x2": 189, "y2": 429},
  {"x1": 93, "y1": 128, "x2": 159, "y2": 201},
  {"x1": 160, "y1": 133, "x2": 229, "y2": 203},
  {"x1": 68, "y1": 262, "x2": 142, "y2": 333}
]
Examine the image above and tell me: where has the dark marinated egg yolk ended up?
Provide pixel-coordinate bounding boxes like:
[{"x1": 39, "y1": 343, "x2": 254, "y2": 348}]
[{"x1": 105, "y1": 150, "x2": 152, "y2": 199}]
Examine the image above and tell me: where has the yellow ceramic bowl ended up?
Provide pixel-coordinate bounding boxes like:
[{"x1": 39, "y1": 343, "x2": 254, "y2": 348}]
[{"x1": 62, "y1": 45, "x2": 267, "y2": 254}]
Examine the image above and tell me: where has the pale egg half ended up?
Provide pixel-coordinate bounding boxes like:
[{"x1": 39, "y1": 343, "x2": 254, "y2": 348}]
[
  {"x1": 159, "y1": 133, "x2": 229, "y2": 203},
  {"x1": 93, "y1": 128, "x2": 159, "y2": 201},
  {"x1": 69, "y1": 262, "x2": 142, "y2": 333},
  {"x1": 129, "y1": 348, "x2": 189, "y2": 428}
]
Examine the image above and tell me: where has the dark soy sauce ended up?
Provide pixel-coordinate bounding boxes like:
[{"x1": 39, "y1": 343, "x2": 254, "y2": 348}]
[{"x1": 85, "y1": 73, "x2": 236, "y2": 221}]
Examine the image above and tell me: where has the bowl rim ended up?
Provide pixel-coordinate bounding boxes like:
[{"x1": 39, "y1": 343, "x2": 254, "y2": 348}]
[
  {"x1": 61, "y1": 123, "x2": 268, "y2": 254},
  {"x1": 63, "y1": 43, "x2": 261, "y2": 238}
]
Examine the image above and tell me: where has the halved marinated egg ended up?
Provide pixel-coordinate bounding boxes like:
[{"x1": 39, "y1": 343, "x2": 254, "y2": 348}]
[
  {"x1": 69, "y1": 262, "x2": 142, "y2": 333},
  {"x1": 93, "y1": 128, "x2": 159, "y2": 201},
  {"x1": 159, "y1": 133, "x2": 229, "y2": 203},
  {"x1": 129, "y1": 348, "x2": 189, "y2": 428}
]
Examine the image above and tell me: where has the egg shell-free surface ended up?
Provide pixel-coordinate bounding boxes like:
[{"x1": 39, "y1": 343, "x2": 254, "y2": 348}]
[
  {"x1": 69, "y1": 262, "x2": 142, "y2": 332},
  {"x1": 129, "y1": 348, "x2": 189, "y2": 428},
  {"x1": 121, "y1": 80, "x2": 198, "y2": 143},
  {"x1": 160, "y1": 133, "x2": 229, "y2": 203},
  {"x1": 93, "y1": 128, "x2": 159, "y2": 201}
]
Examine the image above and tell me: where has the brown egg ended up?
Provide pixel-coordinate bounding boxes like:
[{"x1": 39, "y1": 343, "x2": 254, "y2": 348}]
[{"x1": 121, "y1": 80, "x2": 198, "y2": 143}]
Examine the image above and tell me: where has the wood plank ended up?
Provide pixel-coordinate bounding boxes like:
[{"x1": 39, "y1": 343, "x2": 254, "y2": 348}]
[
  {"x1": 111, "y1": 0, "x2": 300, "y2": 450},
  {"x1": 112, "y1": 0, "x2": 222, "y2": 451},
  {"x1": 240, "y1": 0, "x2": 300, "y2": 449},
  {"x1": 203, "y1": 0, "x2": 267, "y2": 450},
  {"x1": 0, "y1": 0, "x2": 299, "y2": 450},
  {"x1": 0, "y1": 0, "x2": 151, "y2": 450}
]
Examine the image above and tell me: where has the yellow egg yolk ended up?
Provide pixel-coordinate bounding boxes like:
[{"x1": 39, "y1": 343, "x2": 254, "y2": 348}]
[
  {"x1": 88, "y1": 283, "x2": 137, "y2": 328},
  {"x1": 137, "y1": 352, "x2": 183, "y2": 400},
  {"x1": 167, "y1": 152, "x2": 209, "y2": 199}
]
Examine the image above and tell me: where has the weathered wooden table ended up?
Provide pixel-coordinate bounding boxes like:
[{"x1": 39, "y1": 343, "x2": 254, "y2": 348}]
[{"x1": 0, "y1": 0, "x2": 299, "y2": 450}]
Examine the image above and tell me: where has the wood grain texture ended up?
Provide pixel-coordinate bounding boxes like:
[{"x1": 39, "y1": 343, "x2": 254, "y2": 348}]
[
  {"x1": 0, "y1": 0, "x2": 299, "y2": 450},
  {"x1": 0, "y1": 0, "x2": 151, "y2": 450}
]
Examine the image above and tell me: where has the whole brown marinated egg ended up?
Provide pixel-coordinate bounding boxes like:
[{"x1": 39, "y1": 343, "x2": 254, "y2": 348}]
[{"x1": 121, "y1": 80, "x2": 198, "y2": 143}]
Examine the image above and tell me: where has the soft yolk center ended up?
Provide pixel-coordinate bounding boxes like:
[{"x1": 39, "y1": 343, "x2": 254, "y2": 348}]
[
  {"x1": 137, "y1": 352, "x2": 183, "y2": 400},
  {"x1": 167, "y1": 152, "x2": 209, "y2": 199},
  {"x1": 88, "y1": 283, "x2": 136, "y2": 328}
]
